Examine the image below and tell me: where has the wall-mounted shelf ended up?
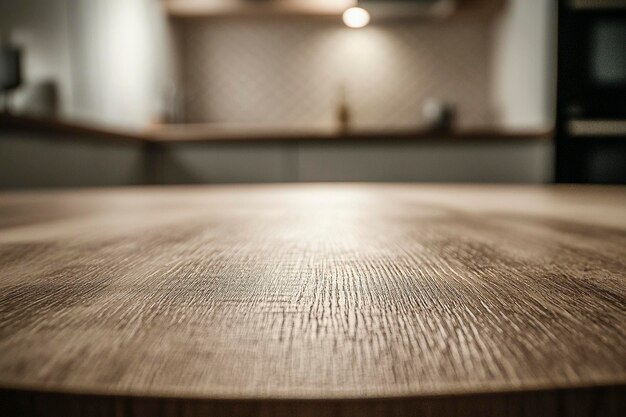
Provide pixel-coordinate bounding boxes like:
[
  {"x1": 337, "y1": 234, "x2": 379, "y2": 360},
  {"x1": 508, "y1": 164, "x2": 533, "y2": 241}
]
[
  {"x1": 163, "y1": 0, "x2": 355, "y2": 18},
  {"x1": 162, "y1": 0, "x2": 467, "y2": 19},
  {"x1": 162, "y1": 0, "x2": 506, "y2": 20}
]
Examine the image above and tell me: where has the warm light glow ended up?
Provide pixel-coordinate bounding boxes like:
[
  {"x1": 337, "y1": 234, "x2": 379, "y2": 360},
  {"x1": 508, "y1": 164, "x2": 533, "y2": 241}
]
[{"x1": 342, "y1": 7, "x2": 370, "y2": 29}]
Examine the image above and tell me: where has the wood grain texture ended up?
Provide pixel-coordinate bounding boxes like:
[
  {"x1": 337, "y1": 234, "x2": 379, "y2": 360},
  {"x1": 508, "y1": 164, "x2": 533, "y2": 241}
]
[{"x1": 0, "y1": 184, "x2": 624, "y2": 416}]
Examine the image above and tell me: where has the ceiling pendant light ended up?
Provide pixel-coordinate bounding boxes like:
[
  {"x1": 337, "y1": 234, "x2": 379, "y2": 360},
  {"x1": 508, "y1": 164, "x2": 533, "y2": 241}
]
[{"x1": 342, "y1": 3, "x2": 370, "y2": 29}]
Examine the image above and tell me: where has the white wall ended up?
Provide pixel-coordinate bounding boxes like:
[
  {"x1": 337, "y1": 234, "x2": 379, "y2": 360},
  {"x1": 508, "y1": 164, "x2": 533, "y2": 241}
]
[
  {"x1": 492, "y1": 0, "x2": 557, "y2": 129},
  {"x1": 0, "y1": 0, "x2": 171, "y2": 128},
  {"x1": 68, "y1": 0, "x2": 173, "y2": 127},
  {"x1": 0, "y1": 0, "x2": 73, "y2": 114}
]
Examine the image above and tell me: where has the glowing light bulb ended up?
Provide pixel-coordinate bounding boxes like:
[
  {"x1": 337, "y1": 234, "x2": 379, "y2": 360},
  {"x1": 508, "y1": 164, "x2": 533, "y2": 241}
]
[{"x1": 342, "y1": 7, "x2": 370, "y2": 29}]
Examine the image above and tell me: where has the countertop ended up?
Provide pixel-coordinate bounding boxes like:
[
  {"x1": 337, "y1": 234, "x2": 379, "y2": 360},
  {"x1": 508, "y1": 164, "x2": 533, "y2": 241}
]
[
  {"x1": 0, "y1": 184, "x2": 624, "y2": 416},
  {"x1": 0, "y1": 113, "x2": 552, "y2": 143}
]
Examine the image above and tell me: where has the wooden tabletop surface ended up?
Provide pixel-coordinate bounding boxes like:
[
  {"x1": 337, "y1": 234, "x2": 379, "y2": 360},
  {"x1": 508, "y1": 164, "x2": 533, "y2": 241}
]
[{"x1": 0, "y1": 184, "x2": 624, "y2": 416}]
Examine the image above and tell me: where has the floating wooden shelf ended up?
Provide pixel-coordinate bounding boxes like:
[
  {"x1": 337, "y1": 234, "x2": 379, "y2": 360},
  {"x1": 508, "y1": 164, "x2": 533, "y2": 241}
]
[
  {"x1": 163, "y1": 0, "x2": 355, "y2": 18},
  {"x1": 162, "y1": 0, "x2": 504, "y2": 21}
]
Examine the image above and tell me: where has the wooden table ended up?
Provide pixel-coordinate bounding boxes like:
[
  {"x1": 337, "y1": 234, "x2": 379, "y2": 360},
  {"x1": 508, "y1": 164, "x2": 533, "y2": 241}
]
[{"x1": 0, "y1": 184, "x2": 624, "y2": 416}]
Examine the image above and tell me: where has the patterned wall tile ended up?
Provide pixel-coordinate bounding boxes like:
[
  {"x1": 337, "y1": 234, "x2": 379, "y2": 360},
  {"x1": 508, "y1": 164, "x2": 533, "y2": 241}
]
[{"x1": 178, "y1": 16, "x2": 495, "y2": 129}]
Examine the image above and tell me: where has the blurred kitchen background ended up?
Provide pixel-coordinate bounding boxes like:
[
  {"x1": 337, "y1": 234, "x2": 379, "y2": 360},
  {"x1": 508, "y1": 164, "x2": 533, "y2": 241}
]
[{"x1": 0, "y1": 0, "x2": 624, "y2": 188}]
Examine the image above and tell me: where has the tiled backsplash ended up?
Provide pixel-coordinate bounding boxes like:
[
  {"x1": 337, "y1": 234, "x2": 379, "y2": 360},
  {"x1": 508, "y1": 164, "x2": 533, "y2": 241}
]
[{"x1": 177, "y1": 15, "x2": 496, "y2": 129}]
